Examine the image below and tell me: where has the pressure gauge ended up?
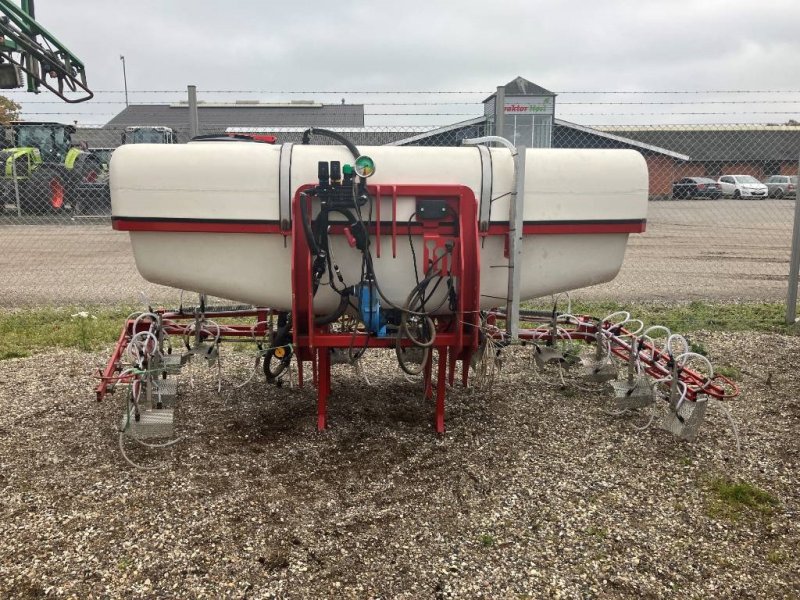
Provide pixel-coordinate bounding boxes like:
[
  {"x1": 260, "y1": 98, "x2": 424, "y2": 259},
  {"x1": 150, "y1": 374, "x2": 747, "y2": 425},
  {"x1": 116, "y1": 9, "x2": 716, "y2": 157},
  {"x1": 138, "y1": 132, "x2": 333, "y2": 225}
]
[{"x1": 354, "y1": 155, "x2": 375, "y2": 178}]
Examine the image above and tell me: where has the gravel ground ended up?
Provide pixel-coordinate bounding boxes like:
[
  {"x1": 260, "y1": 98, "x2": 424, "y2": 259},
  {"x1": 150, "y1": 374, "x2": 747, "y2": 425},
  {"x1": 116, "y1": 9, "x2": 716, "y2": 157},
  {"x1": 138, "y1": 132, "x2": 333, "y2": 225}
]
[
  {"x1": 0, "y1": 199, "x2": 795, "y2": 307},
  {"x1": 1, "y1": 331, "x2": 798, "y2": 598}
]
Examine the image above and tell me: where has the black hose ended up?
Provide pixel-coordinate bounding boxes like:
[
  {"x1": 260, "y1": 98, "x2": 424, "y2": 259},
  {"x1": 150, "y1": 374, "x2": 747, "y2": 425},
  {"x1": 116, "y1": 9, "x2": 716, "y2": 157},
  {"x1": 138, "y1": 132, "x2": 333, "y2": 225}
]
[
  {"x1": 301, "y1": 127, "x2": 360, "y2": 161},
  {"x1": 299, "y1": 192, "x2": 321, "y2": 255},
  {"x1": 314, "y1": 291, "x2": 351, "y2": 327}
]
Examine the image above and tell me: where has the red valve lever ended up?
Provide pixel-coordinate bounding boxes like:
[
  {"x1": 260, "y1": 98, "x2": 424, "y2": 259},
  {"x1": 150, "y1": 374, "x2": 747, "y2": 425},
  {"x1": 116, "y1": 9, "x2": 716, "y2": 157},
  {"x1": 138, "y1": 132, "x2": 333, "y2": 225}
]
[{"x1": 343, "y1": 227, "x2": 357, "y2": 248}]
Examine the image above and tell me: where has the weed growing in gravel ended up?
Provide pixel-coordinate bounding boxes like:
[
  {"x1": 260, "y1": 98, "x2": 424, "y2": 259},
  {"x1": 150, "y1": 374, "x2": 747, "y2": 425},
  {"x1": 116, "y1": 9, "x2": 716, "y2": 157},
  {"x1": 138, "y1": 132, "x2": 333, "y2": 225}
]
[
  {"x1": 585, "y1": 525, "x2": 608, "y2": 538},
  {"x1": 707, "y1": 477, "x2": 779, "y2": 520},
  {"x1": 767, "y1": 550, "x2": 786, "y2": 564},
  {"x1": 689, "y1": 340, "x2": 708, "y2": 356},
  {"x1": 479, "y1": 534, "x2": 496, "y2": 547},
  {"x1": 715, "y1": 365, "x2": 742, "y2": 379}
]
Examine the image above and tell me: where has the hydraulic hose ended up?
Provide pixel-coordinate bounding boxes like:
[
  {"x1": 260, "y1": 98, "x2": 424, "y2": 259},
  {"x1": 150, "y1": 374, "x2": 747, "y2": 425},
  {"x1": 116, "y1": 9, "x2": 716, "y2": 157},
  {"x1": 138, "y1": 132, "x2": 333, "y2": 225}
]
[
  {"x1": 301, "y1": 127, "x2": 360, "y2": 162},
  {"x1": 299, "y1": 192, "x2": 321, "y2": 255},
  {"x1": 314, "y1": 290, "x2": 351, "y2": 327}
]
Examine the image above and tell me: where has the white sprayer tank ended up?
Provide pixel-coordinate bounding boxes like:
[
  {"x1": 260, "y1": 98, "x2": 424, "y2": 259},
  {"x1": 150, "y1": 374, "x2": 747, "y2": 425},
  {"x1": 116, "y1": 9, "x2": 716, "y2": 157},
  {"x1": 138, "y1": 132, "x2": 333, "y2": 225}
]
[{"x1": 110, "y1": 143, "x2": 648, "y2": 312}]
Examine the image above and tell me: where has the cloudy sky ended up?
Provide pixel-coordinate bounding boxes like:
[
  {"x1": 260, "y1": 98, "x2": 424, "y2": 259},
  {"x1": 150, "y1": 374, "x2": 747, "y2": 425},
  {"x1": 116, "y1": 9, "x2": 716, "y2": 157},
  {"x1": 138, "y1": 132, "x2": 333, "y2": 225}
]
[{"x1": 6, "y1": 0, "x2": 800, "y2": 126}]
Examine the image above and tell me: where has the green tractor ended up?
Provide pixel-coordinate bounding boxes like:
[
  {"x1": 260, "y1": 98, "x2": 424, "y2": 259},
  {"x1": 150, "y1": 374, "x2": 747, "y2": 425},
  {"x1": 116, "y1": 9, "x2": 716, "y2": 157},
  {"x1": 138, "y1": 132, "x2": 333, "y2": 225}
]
[
  {"x1": 0, "y1": 121, "x2": 109, "y2": 215},
  {"x1": 122, "y1": 125, "x2": 178, "y2": 145}
]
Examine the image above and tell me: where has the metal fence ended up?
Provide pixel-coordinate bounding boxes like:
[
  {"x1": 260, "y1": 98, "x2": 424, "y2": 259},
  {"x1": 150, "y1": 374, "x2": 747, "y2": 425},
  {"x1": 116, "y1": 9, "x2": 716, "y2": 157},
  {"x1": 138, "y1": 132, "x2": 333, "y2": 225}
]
[{"x1": 0, "y1": 118, "x2": 797, "y2": 311}]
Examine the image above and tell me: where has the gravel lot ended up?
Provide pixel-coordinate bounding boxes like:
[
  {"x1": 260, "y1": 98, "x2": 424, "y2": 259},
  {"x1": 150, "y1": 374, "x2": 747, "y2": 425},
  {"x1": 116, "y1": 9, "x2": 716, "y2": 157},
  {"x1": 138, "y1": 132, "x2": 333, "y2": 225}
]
[
  {"x1": 0, "y1": 199, "x2": 795, "y2": 307},
  {"x1": 1, "y1": 331, "x2": 798, "y2": 598}
]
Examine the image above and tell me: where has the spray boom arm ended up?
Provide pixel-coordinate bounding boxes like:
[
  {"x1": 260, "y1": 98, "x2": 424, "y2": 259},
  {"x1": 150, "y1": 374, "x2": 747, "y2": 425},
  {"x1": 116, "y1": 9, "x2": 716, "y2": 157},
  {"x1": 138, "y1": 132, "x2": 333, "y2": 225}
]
[{"x1": 0, "y1": 0, "x2": 92, "y2": 102}]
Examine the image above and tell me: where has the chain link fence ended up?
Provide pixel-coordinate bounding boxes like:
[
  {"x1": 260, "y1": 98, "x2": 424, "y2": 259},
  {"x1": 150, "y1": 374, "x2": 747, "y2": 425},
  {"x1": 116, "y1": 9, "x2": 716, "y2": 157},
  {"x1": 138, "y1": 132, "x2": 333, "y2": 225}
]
[{"x1": 0, "y1": 118, "x2": 796, "y2": 310}]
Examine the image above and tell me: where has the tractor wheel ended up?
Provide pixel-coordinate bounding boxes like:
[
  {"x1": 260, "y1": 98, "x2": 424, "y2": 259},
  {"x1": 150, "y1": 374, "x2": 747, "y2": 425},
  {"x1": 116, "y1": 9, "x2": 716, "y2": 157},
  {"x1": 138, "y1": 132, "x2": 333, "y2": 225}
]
[
  {"x1": 70, "y1": 153, "x2": 108, "y2": 215},
  {"x1": 19, "y1": 168, "x2": 66, "y2": 215}
]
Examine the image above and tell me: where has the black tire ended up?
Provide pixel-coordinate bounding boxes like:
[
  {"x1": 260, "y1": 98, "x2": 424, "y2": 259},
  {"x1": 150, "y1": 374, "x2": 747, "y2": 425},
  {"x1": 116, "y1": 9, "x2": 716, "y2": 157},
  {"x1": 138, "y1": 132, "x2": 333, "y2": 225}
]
[
  {"x1": 263, "y1": 340, "x2": 293, "y2": 381},
  {"x1": 70, "y1": 153, "x2": 109, "y2": 215},
  {"x1": 775, "y1": 188, "x2": 784, "y2": 199},
  {"x1": 263, "y1": 315, "x2": 293, "y2": 381},
  {"x1": 733, "y1": 189, "x2": 741, "y2": 200},
  {"x1": 19, "y1": 167, "x2": 66, "y2": 215}
]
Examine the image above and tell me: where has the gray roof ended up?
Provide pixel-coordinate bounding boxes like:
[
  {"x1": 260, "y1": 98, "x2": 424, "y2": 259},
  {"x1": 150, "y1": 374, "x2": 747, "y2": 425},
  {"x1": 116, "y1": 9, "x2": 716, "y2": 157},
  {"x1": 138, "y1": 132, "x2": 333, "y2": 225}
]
[
  {"x1": 596, "y1": 126, "x2": 800, "y2": 162},
  {"x1": 503, "y1": 76, "x2": 556, "y2": 96},
  {"x1": 553, "y1": 119, "x2": 690, "y2": 160},
  {"x1": 105, "y1": 102, "x2": 365, "y2": 130},
  {"x1": 484, "y1": 76, "x2": 556, "y2": 102},
  {"x1": 387, "y1": 116, "x2": 688, "y2": 159}
]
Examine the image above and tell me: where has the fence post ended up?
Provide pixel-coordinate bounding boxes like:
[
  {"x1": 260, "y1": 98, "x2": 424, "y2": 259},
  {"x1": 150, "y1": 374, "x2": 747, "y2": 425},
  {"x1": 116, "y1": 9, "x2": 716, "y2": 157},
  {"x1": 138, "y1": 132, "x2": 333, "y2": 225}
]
[
  {"x1": 12, "y1": 158, "x2": 21, "y2": 217},
  {"x1": 785, "y1": 153, "x2": 800, "y2": 324},
  {"x1": 187, "y1": 84, "x2": 199, "y2": 139}
]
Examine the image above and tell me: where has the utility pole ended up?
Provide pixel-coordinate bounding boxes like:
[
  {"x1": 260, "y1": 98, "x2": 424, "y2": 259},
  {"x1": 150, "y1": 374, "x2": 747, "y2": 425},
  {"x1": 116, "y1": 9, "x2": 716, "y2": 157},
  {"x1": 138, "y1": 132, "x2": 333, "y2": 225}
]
[{"x1": 119, "y1": 55, "x2": 128, "y2": 107}]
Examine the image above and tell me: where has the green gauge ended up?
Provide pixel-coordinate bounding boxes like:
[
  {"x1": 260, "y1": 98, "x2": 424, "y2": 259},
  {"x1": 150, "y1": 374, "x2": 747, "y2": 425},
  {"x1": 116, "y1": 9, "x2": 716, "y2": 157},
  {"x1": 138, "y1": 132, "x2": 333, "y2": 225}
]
[{"x1": 354, "y1": 155, "x2": 375, "y2": 178}]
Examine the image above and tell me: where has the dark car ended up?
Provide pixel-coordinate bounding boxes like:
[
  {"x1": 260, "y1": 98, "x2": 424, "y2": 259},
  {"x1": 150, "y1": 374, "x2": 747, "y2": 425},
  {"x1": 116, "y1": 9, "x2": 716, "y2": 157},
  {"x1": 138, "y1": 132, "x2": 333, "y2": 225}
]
[{"x1": 672, "y1": 177, "x2": 723, "y2": 200}]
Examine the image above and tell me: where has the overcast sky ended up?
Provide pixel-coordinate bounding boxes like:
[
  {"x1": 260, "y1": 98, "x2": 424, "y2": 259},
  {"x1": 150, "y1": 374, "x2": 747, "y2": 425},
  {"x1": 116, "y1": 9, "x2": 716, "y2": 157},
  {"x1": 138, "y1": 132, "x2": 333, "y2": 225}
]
[{"x1": 6, "y1": 0, "x2": 800, "y2": 126}]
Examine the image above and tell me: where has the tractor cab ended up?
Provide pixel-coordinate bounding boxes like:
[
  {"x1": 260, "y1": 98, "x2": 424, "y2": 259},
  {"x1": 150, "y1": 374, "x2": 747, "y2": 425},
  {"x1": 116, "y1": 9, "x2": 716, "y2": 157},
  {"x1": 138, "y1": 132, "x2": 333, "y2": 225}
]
[
  {"x1": 122, "y1": 126, "x2": 178, "y2": 145},
  {"x1": 7, "y1": 121, "x2": 75, "y2": 164}
]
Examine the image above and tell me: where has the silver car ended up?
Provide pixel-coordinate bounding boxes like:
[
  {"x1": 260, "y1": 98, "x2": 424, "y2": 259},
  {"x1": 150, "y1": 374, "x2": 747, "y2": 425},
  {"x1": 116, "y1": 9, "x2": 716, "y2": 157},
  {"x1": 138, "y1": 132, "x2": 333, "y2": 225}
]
[
  {"x1": 764, "y1": 175, "x2": 797, "y2": 198},
  {"x1": 718, "y1": 175, "x2": 769, "y2": 199}
]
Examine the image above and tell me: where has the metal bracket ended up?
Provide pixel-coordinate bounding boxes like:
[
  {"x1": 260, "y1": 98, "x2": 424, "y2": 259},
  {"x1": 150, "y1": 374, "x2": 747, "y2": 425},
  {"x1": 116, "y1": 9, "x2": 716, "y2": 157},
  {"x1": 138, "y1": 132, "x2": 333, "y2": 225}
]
[
  {"x1": 279, "y1": 143, "x2": 294, "y2": 231},
  {"x1": 610, "y1": 377, "x2": 655, "y2": 410},
  {"x1": 661, "y1": 397, "x2": 708, "y2": 441},
  {"x1": 461, "y1": 135, "x2": 525, "y2": 340},
  {"x1": 476, "y1": 145, "x2": 493, "y2": 232}
]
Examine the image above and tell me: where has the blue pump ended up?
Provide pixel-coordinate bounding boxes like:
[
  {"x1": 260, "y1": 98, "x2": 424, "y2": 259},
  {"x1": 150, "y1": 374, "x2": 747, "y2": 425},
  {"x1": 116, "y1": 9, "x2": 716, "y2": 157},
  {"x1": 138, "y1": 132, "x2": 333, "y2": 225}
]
[{"x1": 358, "y1": 281, "x2": 388, "y2": 337}]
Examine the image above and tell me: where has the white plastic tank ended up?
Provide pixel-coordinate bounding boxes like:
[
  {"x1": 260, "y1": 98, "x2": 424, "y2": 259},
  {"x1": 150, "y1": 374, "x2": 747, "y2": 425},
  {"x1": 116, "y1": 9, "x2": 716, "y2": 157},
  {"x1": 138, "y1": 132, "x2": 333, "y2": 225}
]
[{"x1": 111, "y1": 143, "x2": 648, "y2": 311}]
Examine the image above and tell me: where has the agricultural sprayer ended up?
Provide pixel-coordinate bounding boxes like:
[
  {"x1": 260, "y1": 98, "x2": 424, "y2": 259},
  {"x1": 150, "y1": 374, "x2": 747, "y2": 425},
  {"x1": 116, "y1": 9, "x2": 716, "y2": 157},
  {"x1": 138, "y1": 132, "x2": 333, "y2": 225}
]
[{"x1": 96, "y1": 130, "x2": 739, "y2": 467}]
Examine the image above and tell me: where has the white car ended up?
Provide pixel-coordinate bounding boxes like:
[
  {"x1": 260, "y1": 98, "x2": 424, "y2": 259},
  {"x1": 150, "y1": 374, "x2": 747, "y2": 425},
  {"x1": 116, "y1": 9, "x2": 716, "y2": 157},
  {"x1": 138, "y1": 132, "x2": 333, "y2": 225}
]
[{"x1": 717, "y1": 175, "x2": 768, "y2": 199}]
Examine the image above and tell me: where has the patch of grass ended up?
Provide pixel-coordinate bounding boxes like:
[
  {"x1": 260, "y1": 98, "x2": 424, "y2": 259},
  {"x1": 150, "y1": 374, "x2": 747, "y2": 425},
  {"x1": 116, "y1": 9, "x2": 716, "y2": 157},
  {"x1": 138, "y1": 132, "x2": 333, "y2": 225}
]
[
  {"x1": 689, "y1": 340, "x2": 708, "y2": 356},
  {"x1": 0, "y1": 306, "x2": 136, "y2": 360},
  {"x1": 715, "y1": 365, "x2": 742, "y2": 379},
  {"x1": 767, "y1": 549, "x2": 785, "y2": 564},
  {"x1": 585, "y1": 525, "x2": 608, "y2": 539},
  {"x1": 0, "y1": 348, "x2": 29, "y2": 360},
  {"x1": 479, "y1": 534, "x2": 495, "y2": 547},
  {"x1": 707, "y1": 477, "x2": 779, "y2": 520},
  {"x1": 521, "y1": 299, "x2": 795, "y2": 334},
  {"x1": 678, "y1": 456, "x2": 692, "y2": 467}
]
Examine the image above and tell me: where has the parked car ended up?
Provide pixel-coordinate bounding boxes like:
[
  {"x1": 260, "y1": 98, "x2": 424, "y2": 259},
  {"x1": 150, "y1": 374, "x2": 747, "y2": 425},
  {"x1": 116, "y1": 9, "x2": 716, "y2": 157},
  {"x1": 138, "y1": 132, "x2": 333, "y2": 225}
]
[
  {"x1": 717, "y1": 175, "x2": 768, "y2": 199},
  {"x1": 671, "y1": 177, "x2": 722, "y2": 200},
  {"x1": 763, "y1": 175, "x2": 797, "y2": 198}
]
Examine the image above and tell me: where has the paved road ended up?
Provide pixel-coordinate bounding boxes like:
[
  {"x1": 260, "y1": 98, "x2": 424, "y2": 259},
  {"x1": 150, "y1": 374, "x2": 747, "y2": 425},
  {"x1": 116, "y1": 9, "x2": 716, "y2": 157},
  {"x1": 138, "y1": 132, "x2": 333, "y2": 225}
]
[{"x1": 0, "y1": 199, "x2": 794, "y2": 307}]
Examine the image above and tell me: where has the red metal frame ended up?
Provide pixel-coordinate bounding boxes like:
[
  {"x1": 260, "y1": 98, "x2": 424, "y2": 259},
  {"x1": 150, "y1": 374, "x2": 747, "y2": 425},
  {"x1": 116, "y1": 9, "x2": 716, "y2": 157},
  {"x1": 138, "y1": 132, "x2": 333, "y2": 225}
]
[
  {"x1": 94, "y1": 308, "x2": 270, "y2": 402},
  {"x1": 97, "y1": 184, "x2": 733, "y2": 434},
  {"x1": 510, "y1": 313, "x2": 739, "y2": 401},
  {"x1": 291, "y1": 183, "x2": 482, "y2": 433}
]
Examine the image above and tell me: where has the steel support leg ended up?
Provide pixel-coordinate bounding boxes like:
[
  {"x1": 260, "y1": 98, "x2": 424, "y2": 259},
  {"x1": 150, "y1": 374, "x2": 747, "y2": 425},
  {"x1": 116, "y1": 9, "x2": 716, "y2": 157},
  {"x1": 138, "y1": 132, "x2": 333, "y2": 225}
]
[
  {"x1": 297, "y1": 360, "x2": 304, "y2": 389},
  {"x1": 448, "y1": 351, "x2": 457, "y2": 387},
  {"x1": 317, "y1": 349, "x2": 330, "y2": 431},
  {"x1": 435, "y1": 347, "x2": 448, "y2": 434},
  {"x1": 424, "y1": 353, "x2": 433, "y2": 400}
]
